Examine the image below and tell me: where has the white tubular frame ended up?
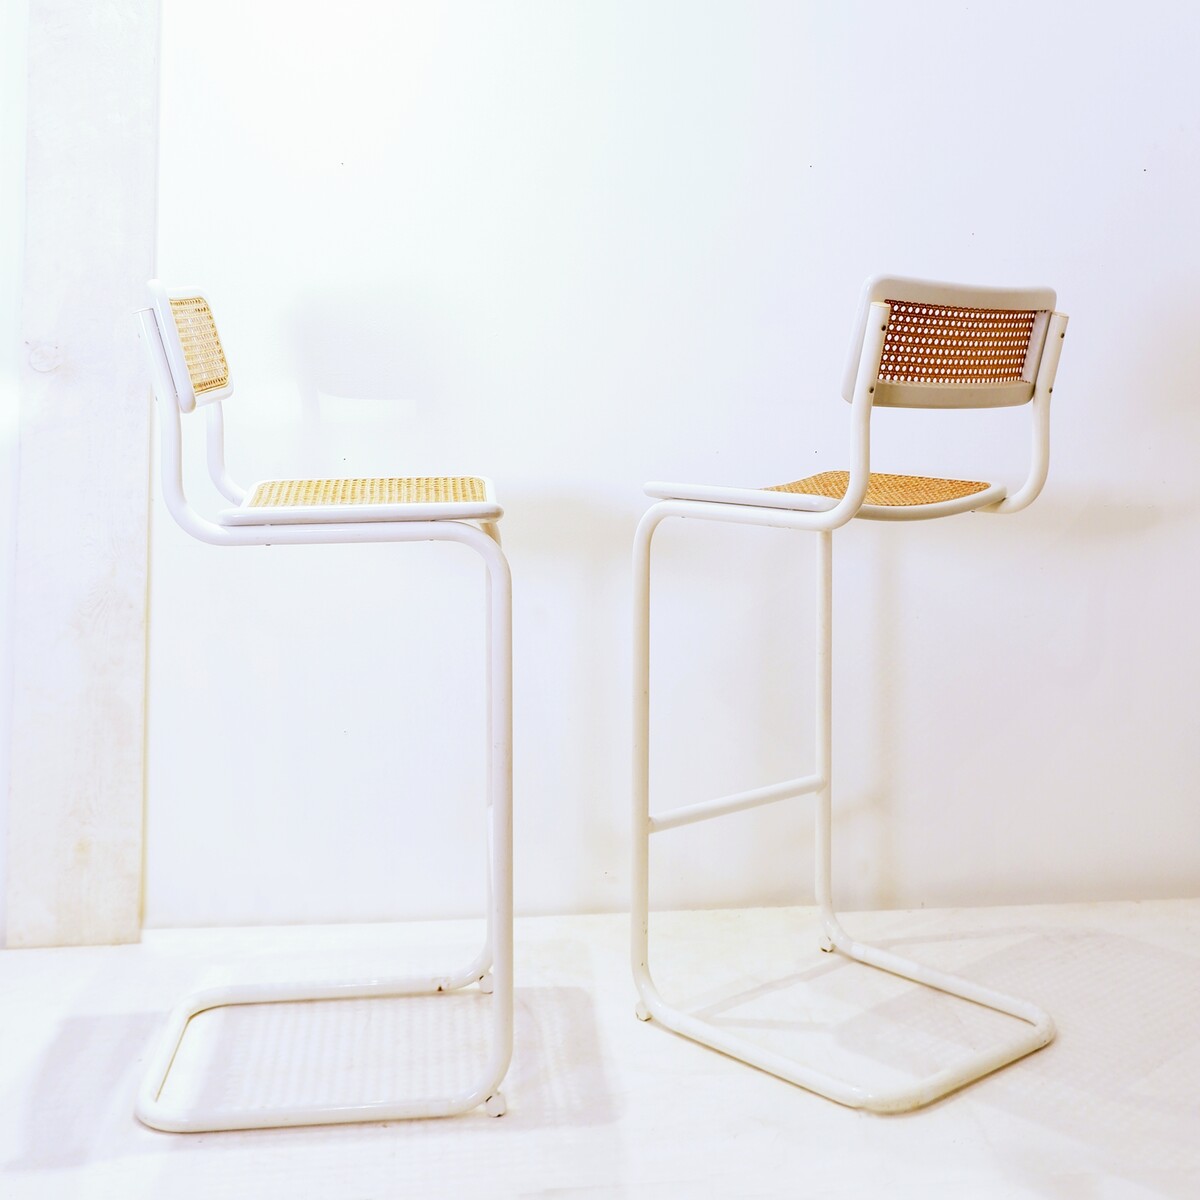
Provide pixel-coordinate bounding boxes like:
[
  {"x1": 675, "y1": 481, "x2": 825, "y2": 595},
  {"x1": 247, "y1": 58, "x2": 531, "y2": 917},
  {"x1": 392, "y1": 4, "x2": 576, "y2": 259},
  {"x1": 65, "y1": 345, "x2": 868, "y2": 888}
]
[
  {"x1": 982, "y1": 312, "x2": 1068, "y2": 514},
  {"x1": 631, "y1": 509, "x2": 1054, "y2": 1113},
  {"x1": 204, "y1": 404, "x2": 246, "y2": 505},
  {"x1": 630, "y1": 292, "x2": 1068, "y2": 1113},
  {"x1": 135, "y1": 308, "x2": 513, "y2": 1132}
]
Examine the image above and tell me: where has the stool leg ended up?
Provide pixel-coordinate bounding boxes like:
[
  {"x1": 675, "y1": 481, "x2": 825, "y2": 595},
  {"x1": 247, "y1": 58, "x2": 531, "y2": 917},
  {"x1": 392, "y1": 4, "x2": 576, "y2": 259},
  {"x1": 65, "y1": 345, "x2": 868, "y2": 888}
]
[
  {"x1": 453, "y1": 520, "x2": 507, "y2": 990},
  {"x1": 814, "y1": 530, "x2": 845, "y2": 949},
  {"x1": 481, "y1": 522, "x2": 514, "y2": 1113},
  {"x1": 631, "y1": 506, "x2": 661, "y2": 1021},
  {"x1": 814, "y1": 532, "x2": 840, "y2": 952},
  {"x1": 478, "y1": 520, "x2": 502, "y2": 990}
]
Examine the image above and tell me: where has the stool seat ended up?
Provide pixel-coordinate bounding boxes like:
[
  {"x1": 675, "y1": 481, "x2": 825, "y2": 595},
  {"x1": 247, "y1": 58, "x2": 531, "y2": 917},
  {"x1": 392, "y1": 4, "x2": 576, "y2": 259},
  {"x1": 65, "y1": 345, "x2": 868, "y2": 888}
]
[
  {"x1": 645, "y1": 470, "x2": 1006, "y2": 520},
  {"x1": 219, "y1": 474, "x2": 503, "y2": 525},
  {"x1": 767, "y1": 469, "x2": 988, "y2": 506},
  {"x1": 765, "y1": 469, "x2": 1005, "y2": 519}
]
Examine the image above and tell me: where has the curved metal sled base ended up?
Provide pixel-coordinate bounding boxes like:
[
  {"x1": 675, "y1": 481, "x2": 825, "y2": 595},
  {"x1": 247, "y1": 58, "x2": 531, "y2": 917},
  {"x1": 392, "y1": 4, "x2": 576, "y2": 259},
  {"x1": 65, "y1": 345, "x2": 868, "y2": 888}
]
[
  {"x1": 635, "y1": 927, "x2": 1054, "y2": 1114},
  {"x1": 136, "y1": 952, "x2": 510, "y2": 1133}
]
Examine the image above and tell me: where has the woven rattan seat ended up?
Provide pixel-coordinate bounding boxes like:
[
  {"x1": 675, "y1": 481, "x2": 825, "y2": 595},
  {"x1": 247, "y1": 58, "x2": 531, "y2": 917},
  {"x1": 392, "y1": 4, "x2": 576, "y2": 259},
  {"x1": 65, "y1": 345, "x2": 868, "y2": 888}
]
[
  {"x1": 247, "y1": 476, "x2": 488, "y2": 508},
  {"x1": 225, "y1": 473, "x2": 499, "y2": 526},
  {"x1": 765, "y1": 470, "x2": 990, "y2": 508}
]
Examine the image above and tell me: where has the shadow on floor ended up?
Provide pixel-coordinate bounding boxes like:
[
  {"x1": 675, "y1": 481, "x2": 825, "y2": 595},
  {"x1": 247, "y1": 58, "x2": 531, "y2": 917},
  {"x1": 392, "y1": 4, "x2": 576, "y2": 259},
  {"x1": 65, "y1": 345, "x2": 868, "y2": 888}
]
[
  {"x1": 4, "y1": 1011, "x2": 160, "y2": 1171},
  {"x1": 5, "y1": 984, "x2": 618, "y2": 1179},
  {"x1": 669, "y1": 922, "x2": 1200, "y2": 1199}
]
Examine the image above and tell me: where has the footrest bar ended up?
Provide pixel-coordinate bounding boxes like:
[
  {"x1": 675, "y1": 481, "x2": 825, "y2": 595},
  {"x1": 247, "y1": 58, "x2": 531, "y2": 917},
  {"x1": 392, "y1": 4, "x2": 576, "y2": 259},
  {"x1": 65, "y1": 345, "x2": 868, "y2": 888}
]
[{"x1": 649, "y1": 773, "x2": 825, "y2": 833}]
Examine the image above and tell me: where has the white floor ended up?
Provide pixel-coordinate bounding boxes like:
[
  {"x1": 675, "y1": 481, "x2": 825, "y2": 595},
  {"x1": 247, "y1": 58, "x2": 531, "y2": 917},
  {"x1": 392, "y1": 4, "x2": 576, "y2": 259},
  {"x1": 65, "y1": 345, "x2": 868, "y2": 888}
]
[{"x1": 1, "y1": 900, "x2": 1197, "y2": 1199}]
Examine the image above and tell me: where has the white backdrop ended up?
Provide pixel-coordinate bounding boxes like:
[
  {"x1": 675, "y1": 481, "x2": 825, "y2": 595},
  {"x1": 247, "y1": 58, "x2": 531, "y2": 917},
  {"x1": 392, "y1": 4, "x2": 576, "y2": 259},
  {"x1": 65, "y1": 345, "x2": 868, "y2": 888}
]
[{"x1": 141, "y1": 0, "x2": 1200, "y2": 928}]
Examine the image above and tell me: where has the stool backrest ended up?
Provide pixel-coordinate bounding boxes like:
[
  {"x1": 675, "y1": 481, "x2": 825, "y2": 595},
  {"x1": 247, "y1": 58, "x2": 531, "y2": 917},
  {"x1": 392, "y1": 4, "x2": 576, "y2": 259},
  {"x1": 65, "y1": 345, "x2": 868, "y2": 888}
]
[
  {"x1": 147, "y1": 280, "x2": 234, "y2": 413},
  {"x1": 842, "y1": 276, "x2": 1057, "y2": 410}
]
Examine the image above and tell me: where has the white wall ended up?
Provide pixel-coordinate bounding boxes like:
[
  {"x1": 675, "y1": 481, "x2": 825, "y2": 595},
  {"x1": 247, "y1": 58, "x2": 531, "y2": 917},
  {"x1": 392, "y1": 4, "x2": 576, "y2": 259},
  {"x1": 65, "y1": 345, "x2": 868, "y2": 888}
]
[
  {"x1": 145, "y1": 0, "x2": 1200, "y2": 928},
  {"x1": 0, "y1": 0, "x2": 30, "y2": 940},
  {"x1": 6, "y1": 0, "x2": 156, "y2": 948}
]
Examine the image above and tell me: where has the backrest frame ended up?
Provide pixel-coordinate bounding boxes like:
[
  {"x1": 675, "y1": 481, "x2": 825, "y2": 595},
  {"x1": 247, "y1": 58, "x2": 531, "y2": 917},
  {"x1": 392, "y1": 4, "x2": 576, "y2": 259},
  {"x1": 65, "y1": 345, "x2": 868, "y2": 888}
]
[
  {"x1": 138, "y1": 281, "x2": 246, "y2": 512},
  {"x1": 841, "y1": 275, "x2": 1057, "y2": 409},
  {"x1": 838, "y1": 275, "x2": 1068, "y2": 517}
]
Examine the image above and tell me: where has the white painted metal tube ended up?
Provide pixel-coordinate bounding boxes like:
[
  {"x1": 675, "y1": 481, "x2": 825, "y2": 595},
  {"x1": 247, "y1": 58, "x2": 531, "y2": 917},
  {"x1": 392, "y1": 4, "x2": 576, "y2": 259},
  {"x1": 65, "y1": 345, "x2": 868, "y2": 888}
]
[
  {"x1": 639, "y1": 498, "x2": 851, "y2": 536},
  {"x1": 484, "y1": 525, "x2": 515, "y2": 1091},
  {"x1": 640, "y1": 986, "x2": 1052, "y2": 1114},
  {"x1": 473, "y1": 519, "x2": 504, "y2": 986},
  {"x1": 814, "y1": 530, "x2": 843, "y2": 947},
  {"x1": 204, "y1": 401, "x2": 246, "y2": 504},
  {"x1": 136, "y1": 974, "x2": 508, "y2": 1132},
  {"x1": 630, "y1": 504, "x2": 660, "y2": 1007},
  {"x1": 983, "y1": 311, "x2": 1068, "y2": 515},
  {"x1": 649, "y1": 773, "x2": 825, "y2": 833},
  {"x1": 836, "y1": 299, "x2": 889, "y2": 519},
  {"x1": 830, "y1": 929, "x2": 1055, "y2": 1031}
]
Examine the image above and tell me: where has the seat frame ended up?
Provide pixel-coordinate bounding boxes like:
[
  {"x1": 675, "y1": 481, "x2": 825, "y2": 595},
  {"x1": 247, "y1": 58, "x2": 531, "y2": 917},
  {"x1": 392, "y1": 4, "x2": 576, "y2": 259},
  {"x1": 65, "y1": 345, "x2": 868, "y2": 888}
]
[
  {"x1": 135, "y1": 290, "x2": 513, "y2": 1131},
  {"x1": 632, "y1": 278, "x2": 1068, "y2": 1113}
]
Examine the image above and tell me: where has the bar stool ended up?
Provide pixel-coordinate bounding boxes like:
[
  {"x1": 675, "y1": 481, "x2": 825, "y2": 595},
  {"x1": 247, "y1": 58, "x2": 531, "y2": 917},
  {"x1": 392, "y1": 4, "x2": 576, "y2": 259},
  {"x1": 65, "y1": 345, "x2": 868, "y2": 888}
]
[
  {"x1": 631, "y1": 275, "x2": 1068, "y2": 1112},
  {"x1": 135, "y1": 282, "x2": 512, "y2": 1131}
]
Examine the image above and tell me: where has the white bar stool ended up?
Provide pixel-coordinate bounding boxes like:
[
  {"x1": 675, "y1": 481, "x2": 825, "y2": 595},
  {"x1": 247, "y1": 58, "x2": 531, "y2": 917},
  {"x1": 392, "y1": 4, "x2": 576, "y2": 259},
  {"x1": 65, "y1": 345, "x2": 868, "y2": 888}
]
[
  {"x1": 135, "y1": 282, "x2": 513, "y2": 1131},
  {"x1": 631, "y1": 275, "x2": 1068, "y2": 1113}
]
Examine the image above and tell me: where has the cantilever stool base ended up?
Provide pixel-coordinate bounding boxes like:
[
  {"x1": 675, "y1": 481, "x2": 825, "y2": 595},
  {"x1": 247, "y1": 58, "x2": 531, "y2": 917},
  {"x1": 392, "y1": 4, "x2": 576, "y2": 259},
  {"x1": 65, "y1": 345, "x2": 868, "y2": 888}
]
[
  {"x1": 632, "y1": 511, "x2": 1056, "y2": 1113},
  {"x1": 632, "y1": 276, "x2": 1067, "y2": 1114},
  {"x1": 633, "y1": 980, "x2": 1053, "y2": 1115},
  {"x1": 136, "y1": 285, "x2": 514, "y2": 1133},
  {"x1": 632, "y1": 511, "x2": 1055, "y2": 1114},
  {"x1": 137, "y1": 960, "x2": 509, "y2": 1133},
  {"x1": 633, "y1": 955, "x2": 1053, "y2": 1115}
]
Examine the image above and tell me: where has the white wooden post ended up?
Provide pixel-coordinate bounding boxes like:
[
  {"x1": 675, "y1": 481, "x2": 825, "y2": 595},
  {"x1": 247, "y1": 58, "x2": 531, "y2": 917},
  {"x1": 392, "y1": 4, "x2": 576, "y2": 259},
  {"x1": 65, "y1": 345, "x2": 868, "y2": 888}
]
[{"x1": 5, "y1": 0, "x2": 160, "y2": 946}]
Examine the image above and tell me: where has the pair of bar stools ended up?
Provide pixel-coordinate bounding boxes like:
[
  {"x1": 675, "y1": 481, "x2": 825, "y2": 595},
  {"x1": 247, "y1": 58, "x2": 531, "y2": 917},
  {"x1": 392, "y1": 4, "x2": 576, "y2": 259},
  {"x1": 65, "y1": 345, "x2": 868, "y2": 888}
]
[{"x1": 136, "y1": 275, "x2": 1068, "y2": 1130}]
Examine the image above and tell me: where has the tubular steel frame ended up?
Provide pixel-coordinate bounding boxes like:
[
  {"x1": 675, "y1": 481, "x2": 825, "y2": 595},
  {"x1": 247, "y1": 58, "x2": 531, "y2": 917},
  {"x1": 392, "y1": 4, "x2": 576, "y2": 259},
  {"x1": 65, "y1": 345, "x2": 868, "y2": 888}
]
[
  {"x1": 631, "y1": 278, "x2": 1068, "y2": 1113},
  {"x1": 135, "y1": 297, "x2": 513, "y2": 1132}
]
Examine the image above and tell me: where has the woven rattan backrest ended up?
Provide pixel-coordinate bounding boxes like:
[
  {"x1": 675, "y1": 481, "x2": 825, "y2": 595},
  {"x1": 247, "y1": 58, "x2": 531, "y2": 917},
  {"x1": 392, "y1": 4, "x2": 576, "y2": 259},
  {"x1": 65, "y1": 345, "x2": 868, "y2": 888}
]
[
  {"x1": 842, "y1": 276, "x2": 1057, "y2": 409},
  {"x1": 169, "y1": 296, "x2": 230, "y2": 398},
  {"x1": 879, "y1": 300, "x2": 1038, "y2": 386},
  {"x1": 147, "y1": 281, "x2": 234, "y2": 412}
]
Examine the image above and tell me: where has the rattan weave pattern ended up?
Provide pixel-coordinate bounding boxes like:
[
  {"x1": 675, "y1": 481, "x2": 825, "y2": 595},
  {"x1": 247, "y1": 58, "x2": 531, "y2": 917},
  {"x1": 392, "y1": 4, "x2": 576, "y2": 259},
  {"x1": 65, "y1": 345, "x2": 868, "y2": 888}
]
[
  {"x1": 247, "y1": 476, "x2": 488, "y2": 508},
  {"x1": 880, "y1": 300, "x2": 1038, "y2": 385},
  {"x1": 765, "y1": 470, "x2": 990, "y2": 507},
  {"x1": 169, "y1": 296, "x2": 230, "y2": 394}
]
